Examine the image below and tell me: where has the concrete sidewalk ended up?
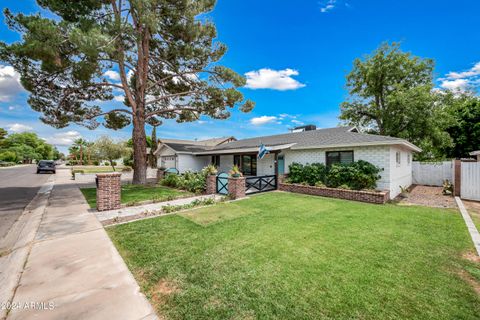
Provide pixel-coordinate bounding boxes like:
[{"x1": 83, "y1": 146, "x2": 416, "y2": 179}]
[{"x1": 4, "y1": 168, "x2": 157, "y2": 320}]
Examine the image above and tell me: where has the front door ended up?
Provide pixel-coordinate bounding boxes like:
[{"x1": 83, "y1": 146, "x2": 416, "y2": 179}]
[{"x1": 278, "y1": 155, "x2": 285, "y2": 175}]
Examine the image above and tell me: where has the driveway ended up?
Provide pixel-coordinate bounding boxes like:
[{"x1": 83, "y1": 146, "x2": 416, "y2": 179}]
[{"x1": 0, "y1": 165, "x2": 51, "y2": 240}]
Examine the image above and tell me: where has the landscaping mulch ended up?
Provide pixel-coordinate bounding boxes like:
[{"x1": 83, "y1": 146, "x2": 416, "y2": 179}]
[{"x1": 397, "y1": 185, "x2": 456, "y2": 208}]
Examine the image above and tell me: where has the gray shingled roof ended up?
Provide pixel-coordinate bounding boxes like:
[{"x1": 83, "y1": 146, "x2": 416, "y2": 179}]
[
  {"x1": 207, "y1": 126, "x2": 420, "y2": 152},
  {"x1": 163, "y1": 143, "x2": 213, "y2": 153}
]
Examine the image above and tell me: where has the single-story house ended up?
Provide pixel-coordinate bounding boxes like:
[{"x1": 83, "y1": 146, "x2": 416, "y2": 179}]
[{"x1": 154, "y1": 126, "x2": 421, "y2": 199}]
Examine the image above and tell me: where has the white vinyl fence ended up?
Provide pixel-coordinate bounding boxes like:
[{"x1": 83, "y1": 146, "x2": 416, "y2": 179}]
[
  {"x1": 461, "y1": 162, "x2": 480, "y2": 201},
  {"x1": 412, "y1": 161, "x2": 453, "y2": 186}
]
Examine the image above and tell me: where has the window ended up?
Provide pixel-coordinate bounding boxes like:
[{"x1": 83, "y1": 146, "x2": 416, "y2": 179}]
[
  {"x1": 407, "y1": 154, "x2": 411, "y2": 165},
  {"x1": 396, "y1": 152, "x2": 401, "y2": 166},
  {"x1": 211, "y1": 155, "x2": 220, "y2": 167},
  {"x1": 326, "y1": 151, "x2": 354, "y2": 166},
  {"x1": 241, "y1": 155, "x2": 257, "y2": 176},
  {"x1": 234, "y1": 155, "x2": 241, "y2": 167}
]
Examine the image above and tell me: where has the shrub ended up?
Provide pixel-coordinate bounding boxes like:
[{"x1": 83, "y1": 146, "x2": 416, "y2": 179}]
[
  {"x1": 0, "y1": 151, "x2": 17, "y2": 162},
  {"x1": 104, "y1": 161, "x2": 110, "y2": 166},
  {"x1": 121, "y1": 166, "x2": 133, "y2": 172},
  {"x1": 160, "y1": 168, "x2": 209, "y2": 193},
  {"x1": 287, "y1": 160, "x2": 381, "y2": 190},
  {"x1": 123, "y1": 157, "x2": 133, "y2": 167},
  {"x1": 287, "y1": 162, "x2": 327, "y2": 186},
  {"x1": 111, "y1": 160, "x2": 117, "y2": 166},
  {"x1": 325, "y1": 161, "x2": 381, "y2": 190},
  {"x1": 161, "y1": 173, "x2": 181, "y2": 188},
  {"x1": 93, "y1": 160, "x2": 100, "y2": 166}
]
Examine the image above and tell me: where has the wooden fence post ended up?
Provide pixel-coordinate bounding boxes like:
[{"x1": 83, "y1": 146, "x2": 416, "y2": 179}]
[{"x1": 454, "y1": 160, "x2": 461, "y2": 197}]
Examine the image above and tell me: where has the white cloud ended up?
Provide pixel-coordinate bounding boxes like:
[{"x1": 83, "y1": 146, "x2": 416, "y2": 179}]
[
  {"x1": 320, "y1": 0, "x2": 337, "y2": 13},
  {"x1": 245, "y1": 68, "x2": 306, "y2": 91},
  {"x1": 440, "y1": 79, "x2": 469, "y2": 92},
  {"x1": 103, "y1": 70, "x2": 121, "y2": 81},
  {"x1": 114, "y1": 95, "x2": 125, "y2": 102},
  {"x1": 44, "y1": 130, "x2": 82, "y2": 146},
  {"x1": 250, "y1": 116, "x2": 278, "y2": 125},
  {"x1": 291, "y1": 119, "x2": 305, "y2": 125},
  {"x1": 8, "y1": 106, "x2": 15, "y2": 111},
  {"x1": 0, "y1": 65, "x2": 24, "y2": 102},
  {"x1": 445, "y1": 62, "x2": 480, "y2": 79},
  {"x1": 439, "y1": 61, "x2": 480, "y2": 93},
  {"x1": 278, "y1": 113, "x2": 297, "y2": 120},
  {"x1": 8, "y1": 123, "x2": 33, "y2": 133}
]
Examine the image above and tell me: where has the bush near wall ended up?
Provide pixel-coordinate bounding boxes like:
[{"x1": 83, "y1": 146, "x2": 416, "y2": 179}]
[
  {"x1": 160, "y1": 169, "x2": 208, "y2": 194},
  {"x1": 286, "y1": 160, "x2": 381, "y2": 191}
]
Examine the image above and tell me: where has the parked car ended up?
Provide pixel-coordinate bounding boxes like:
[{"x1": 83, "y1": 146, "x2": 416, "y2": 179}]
[{"x1": 37, "y1": 160, "x2": 56, "y2": 174}]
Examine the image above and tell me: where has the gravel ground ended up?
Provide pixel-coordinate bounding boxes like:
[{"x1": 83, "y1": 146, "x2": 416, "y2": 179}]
[{"x1": 396, "y1": 185, "x2": 456, "y2": 208}]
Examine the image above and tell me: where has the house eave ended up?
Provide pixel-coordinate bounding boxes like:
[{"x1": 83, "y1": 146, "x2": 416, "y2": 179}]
[
  {"x1": 290, "y1": 141, "x2": 422, "y2": 152},
  {"x1": 194, "y1": 143, "x2": 297, "y2": 156}
]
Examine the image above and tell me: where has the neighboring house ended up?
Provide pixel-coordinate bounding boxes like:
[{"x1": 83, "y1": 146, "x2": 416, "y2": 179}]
[
  {"x1": 154, "y1": 126, "x2": 421, "y2": 199},
  {"x1": 154, "y1": 137, "x2": 236, "y2": 173}
]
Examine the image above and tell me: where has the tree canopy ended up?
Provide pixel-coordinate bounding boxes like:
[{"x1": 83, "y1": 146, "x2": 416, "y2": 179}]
[
  {"x1": 1, "y1": 0, "x2": 254, "y2": 183},
  {"x1": 339, "y1": 42, "x2": 452, "y2": 159},
  {"x1": 0, "y1": 130, "x2": 59, "y2": 162},
  {"x1": 444, "y1": 94, "x2": 480, "y2": 158},
  {"x1": 92, "y1": 135, "x2": 130, "y2": 171}
]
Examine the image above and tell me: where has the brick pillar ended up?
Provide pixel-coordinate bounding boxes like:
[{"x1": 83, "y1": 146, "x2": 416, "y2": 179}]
[
  {"x1": 228, "y1": 177, "x2": 246, "y2": 200},
  {"x1": 96, "y1": 172, "x2": 122, "y2": 211},
  {"x1": 454, "y1": 160, "x2": 461, "y2": 197},
  {"x1": 206, "y1": 175, "x2": 217, "y2": 194},
  {"x1": 157, "y1": 169, "x2": 165, "y2": 182}
]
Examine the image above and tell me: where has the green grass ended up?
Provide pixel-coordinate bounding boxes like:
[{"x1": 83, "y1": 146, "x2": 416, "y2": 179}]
[
  {"x1": 108, "y1": 192, "x2": 480, "y2": 320},
  {"x1": 73, "y1": 166, "x2": 126, "y2": 174},
  {"x1": 80, "y1": 184, "x2": 191, "y2": 208}
]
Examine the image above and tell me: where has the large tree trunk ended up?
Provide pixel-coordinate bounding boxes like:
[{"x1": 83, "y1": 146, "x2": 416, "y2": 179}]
[{"x1": 132, "y1": 113, "x2": 147, "y2": 184}]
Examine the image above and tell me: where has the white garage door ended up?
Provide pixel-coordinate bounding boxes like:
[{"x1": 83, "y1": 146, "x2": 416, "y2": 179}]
[{"x1": 161, "y1": 156, "x2": 176, "y2": 169}]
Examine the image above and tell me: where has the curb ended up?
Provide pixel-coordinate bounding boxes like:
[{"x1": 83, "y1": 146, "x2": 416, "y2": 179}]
[
  {"x1": 0, "y1": 176, "x2": 54, "y2": 319},
  {"x1": 455, "y1": 196, "x2": 480, "y2": 256}
]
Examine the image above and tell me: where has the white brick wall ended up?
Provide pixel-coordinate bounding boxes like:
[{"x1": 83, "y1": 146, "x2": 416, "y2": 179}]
[
  {"x1": 258, "y1": 153, "x2": 275, "y2": 175},
  {"x1": 283, "y1": 146, "x2": 392, "y2": 195},
  {"x1": 388, "y1": 146, "x2": 413, "y2": 198}
]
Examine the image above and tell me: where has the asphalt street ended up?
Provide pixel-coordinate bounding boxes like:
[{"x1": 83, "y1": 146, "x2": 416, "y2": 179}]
[{"x1": 0, "y1": 165, "x2": 51, "y2": 240}]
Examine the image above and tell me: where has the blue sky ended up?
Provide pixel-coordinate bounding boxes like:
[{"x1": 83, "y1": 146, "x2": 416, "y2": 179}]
[{"x1": 0, "y1": 0, "x2": 479, "y2": 153}]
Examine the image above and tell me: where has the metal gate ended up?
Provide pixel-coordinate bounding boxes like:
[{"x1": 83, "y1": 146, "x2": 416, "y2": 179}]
[
  {"x1": 216, "y1": 172, "x2": 228, "y2": 194},
  {"x1": 461, "y1": 162, "x2": 480, "y2": 201},
  {"x1": 245, "y1": 175, "x2": 277, "y2": 194}
]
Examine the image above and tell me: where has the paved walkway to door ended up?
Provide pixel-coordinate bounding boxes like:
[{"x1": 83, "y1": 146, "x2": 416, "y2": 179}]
[{"x1": 5, "y1": 168, "x2": 157, "y2": 320}]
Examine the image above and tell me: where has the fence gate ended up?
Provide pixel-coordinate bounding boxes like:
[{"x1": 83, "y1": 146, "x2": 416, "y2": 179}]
[
  {"x1": 245, "y1": 175, "x2": 277, "y2": 194},
  {"x1": 216, "y1": 172, "x2": 229, "y2": 195},
  {"x1": 461, "y1": 162, "x2": 480, "y2": 201}
]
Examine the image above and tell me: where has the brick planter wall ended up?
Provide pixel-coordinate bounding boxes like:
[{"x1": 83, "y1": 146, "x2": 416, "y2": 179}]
[
  {"x1": 96, "y1": 172, "x2": 122, "y2": 211},
  {"x1": 228, "y1": 177, "x2": 246, "y2": 200},
  {"x1": 279, "y1": 182, "x2": 389, "y2": 204},
  {"x1": 206, "y1": 175, "x2": 217, "y2": 195}
]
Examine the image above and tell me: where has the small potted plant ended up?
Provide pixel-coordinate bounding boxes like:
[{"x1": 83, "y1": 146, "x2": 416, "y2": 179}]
[
  {"x1": 442, "y1": 179, "x2": 453, "y2": 195},
  {"x1": 229, "y1": 165, "x2": 243, "y2": 178},
  {"x1": 399, "y1": 185, "x2": 409, "y2": 198},
  {"x1": 205, "y1": 164, "x2": 218, "y2": 175}
]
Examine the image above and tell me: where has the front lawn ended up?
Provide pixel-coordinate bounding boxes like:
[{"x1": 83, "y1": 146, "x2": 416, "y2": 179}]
[
  {"x1": 72, "y1": 165, "x2": 126, "y2": 174},
  {"x1": 108, "y1": 192, "x2": 480, "y2": 319},
  {"x1": 81, "y1": 184, "x2": 191, "y2": 208}
]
